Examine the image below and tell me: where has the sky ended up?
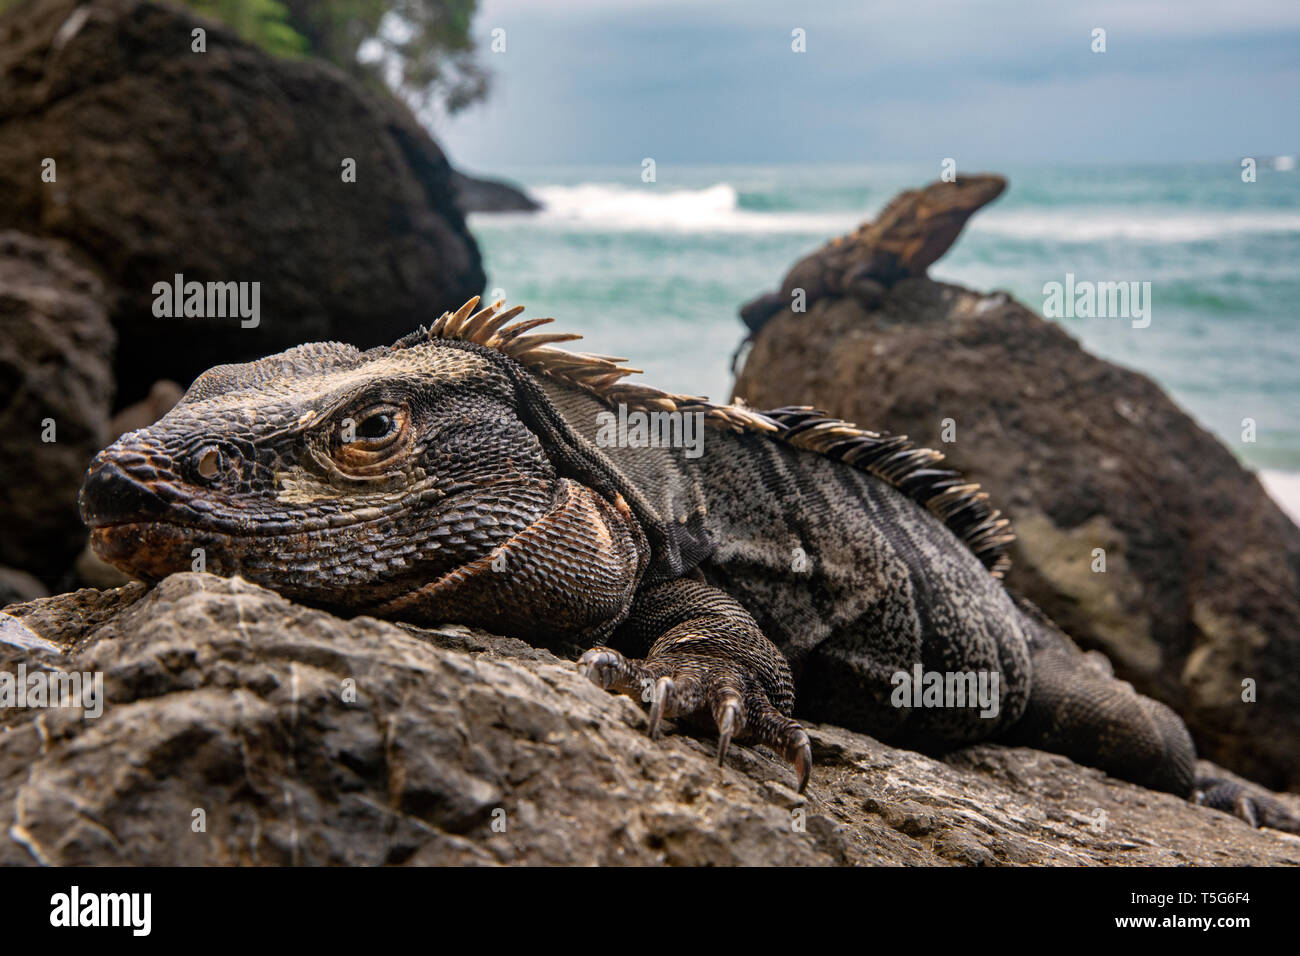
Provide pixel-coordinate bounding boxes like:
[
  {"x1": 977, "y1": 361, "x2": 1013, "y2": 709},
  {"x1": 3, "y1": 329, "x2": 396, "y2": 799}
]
[{"x1": 431, "y1": 0, "x2": 1299, "y2": 171}]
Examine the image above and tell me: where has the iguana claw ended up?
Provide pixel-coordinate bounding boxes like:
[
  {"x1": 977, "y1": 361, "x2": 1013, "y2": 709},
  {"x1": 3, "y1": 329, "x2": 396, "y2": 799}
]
[
  {"x1": 648, "y1": 676, "x2": 675, "y2": 739},
  {"x1": 790, "y1": 730, "x2": 812, "y2": 794},
  {"x1": 577, "y1": 644, "x2": 813, "y2": 794},
  {"x1": 715, "y1": 696, "x2": 742, "y2": 765}
]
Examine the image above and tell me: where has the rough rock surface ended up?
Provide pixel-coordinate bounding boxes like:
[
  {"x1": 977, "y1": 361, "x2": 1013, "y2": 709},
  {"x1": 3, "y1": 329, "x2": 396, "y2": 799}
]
[
  {"x1": 0, "y1": 0, "x2": 485, "y2": 407},
  {"x1": 451, "y1": 170, "x2": 542, "y2": 213},
  {"x1": 733, "y1": 278, "x2": 1300, "y2": 791},
  {"x1": 1, "y1": 573, "x2": 1296, "y2": 865},
  {"x1": 0, "y1": 230, "x2": 113, "y2": 584}
]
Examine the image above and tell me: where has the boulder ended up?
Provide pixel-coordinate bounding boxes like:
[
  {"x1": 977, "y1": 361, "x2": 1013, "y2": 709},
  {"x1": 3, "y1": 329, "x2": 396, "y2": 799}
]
[
  {"x1": 0, "y1": 0, "x2": 485, "y2": 407},
  {"x1": 0, "y1": 568, "x2": 48, "y2": 605},
  {"x1": 733, "y1": 277, "x2": 1300, "y2": 791},
  {"x1": 0, "y1": 230, "x2": 114, "y2": 584},
  {"x1": 451, "y1": 170, "x2": 542, "y2": 213},
  {"x1": 1, "y1": 573, "x2": 1296, "y2": 865}
]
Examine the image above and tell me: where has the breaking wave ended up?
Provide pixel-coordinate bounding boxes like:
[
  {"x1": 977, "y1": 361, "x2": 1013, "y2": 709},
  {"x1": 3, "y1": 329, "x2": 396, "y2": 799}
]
[
  {"x1": 972, "y1": 210, "x2": 1300, "y2": 242},
  {"x1": 1261, "y1": 471, "x2": 1300, "y2": 527},
  {"x1": 524, "y1": 182, "x2": 861, "y2": 234}
]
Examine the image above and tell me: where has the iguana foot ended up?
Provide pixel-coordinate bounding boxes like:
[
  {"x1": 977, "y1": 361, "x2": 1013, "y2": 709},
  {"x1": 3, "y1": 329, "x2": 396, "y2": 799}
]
[
  {"x1": 1195, "y1": 777, "x2": 1300, "y2": 833},
  {"x1": 578, "y1": 645, "x2": 812, "y2": 792}
]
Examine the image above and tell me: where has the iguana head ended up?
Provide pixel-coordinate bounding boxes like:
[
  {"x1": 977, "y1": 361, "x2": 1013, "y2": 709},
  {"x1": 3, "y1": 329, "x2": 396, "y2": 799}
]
[{"x1": 79, "y1": 300, "x2": 655, "y2": 625}]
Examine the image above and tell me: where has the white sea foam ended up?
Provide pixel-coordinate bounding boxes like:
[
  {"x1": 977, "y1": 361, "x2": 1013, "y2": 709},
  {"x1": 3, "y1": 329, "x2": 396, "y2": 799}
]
[
  {"x1": 972, "y1": 210, "x2": 1300, "y2": 242},
  {"x1": 1260, "y1": 471, "x2": 1300, "y2": 527},
  {"x1": 518, "y1": 182, "x2": 860, "y2": 234},
  {"x1": 487, "y1": 183, "x2": 1300, "y2": 243}
]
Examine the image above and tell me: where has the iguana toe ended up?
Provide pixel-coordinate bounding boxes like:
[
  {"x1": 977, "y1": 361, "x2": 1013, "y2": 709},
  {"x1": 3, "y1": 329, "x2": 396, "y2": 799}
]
[
  {"x1": 712, "y1": 691, "x2": 811, "y2": 793},
  {"x1": 576, "y1": 647, "x2": 628, "y2": 690},
  {"x1": 744, "y1": 693, "x2": 812, "y2": 793},
  {"x1": 1236, "y1": 795, "x2": 1260, "y2": 829}
]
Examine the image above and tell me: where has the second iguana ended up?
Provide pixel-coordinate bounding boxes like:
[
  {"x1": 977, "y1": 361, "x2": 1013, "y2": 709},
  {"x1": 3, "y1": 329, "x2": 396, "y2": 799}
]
[{"x1": 78, "y1": 297, "x2": 1293, "y2": 828}]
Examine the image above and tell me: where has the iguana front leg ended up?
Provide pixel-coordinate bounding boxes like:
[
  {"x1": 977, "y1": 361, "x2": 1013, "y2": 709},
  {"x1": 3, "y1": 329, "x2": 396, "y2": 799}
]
[{"x1": 578, "y1": 578, "x2": 812, "y2": 792}]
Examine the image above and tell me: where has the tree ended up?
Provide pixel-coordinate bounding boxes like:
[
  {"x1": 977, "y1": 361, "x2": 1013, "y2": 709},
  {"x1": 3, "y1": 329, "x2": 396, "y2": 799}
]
[
  {"x1": 181, "y1": 0, "x2": 308, "y2": 57},
  {"x1": 281, "y1": 0, "x2": 488, "y2": 114},
  {"x1": 0, "y1": 0, "x2": 488, "y2": 113}
]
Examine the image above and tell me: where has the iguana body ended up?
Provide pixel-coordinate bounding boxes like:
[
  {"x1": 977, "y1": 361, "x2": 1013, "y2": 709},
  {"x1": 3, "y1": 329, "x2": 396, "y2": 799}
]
[{"x1": 79, "y1": 298, "x2": 1283, "y2": 827}]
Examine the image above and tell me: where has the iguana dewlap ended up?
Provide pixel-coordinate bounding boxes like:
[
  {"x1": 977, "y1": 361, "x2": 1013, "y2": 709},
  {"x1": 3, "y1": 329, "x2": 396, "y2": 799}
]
[{"x1": 78, "y1": 298, "x2": 1293, "y2": 828}]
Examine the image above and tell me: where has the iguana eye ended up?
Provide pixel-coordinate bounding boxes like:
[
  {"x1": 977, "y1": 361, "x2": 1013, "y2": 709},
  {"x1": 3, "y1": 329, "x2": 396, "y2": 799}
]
[
  {"x1": 355, "y1": 412, "x2": 395, "y2": 440},
  {"x1": 332, "y1": 404, "x2": 408, "y2": 473},
  {"x1": 196, "y1": 446, "x2": 223, "y2": 479},
  {"x1": 339, "y1": 405, "x2": 404, "y2": 447}
]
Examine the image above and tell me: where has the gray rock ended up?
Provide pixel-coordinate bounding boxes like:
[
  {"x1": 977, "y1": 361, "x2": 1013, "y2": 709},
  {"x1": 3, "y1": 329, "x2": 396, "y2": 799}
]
[
  {"x1": 109, "y1": 380, "x2": 183, "y2": 439},
  {"x1": 0, "y1": 0, "x2": 485, "y2": 408},
  {"x1": 0, "y1": 569, "x2": 49, "y2": 606},
  {"x1": 2, "y1": 573, "x2": 1296, "y2": 865},
  {"x1": 451, "y1": 170, "x2": 542, "y2": 213},
  {"x1": 0, "y1": 230, "x2": 113, "y2": 584}
]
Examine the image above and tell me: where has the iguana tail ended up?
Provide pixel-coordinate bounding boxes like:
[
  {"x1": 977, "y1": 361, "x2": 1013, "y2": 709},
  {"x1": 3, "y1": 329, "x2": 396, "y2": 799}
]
[{"x1": 1002, "y1": 598, "x2": 1195, "y2": 796}]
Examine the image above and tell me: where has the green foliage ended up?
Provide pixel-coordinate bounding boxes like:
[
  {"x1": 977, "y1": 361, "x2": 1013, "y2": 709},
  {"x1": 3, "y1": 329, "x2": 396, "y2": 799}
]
[
  {"x1": 178, "y1": 0, "x2": 309, "y2": 58},
  {"x1": 0, "y1": 0, "x2": 488, "y2": 114},
  {"x1": 280, "y1": 0, "x2": 489, "y2": 114},
  {"x1": 192, "y1": 0, "x2": 489, "y2": 114}
]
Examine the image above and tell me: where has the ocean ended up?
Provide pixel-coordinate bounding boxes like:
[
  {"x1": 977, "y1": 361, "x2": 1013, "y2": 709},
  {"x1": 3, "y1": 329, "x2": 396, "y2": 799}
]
[{"x1": 465, "y1": 162, "x2": 1300, "y2": 522}]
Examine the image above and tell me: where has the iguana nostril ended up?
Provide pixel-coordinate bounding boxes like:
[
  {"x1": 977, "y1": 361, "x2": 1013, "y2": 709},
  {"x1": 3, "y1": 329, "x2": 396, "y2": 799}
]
[
  {"x1": 79, "y1": 459, "x2": 169, "y2": 526},
  {"x1": 195, "y1": 446, "x2": 223, "y2": 480}
]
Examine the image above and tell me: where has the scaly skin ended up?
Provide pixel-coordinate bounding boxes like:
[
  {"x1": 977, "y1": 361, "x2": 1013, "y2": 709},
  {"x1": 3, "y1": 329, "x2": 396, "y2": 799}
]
[{"x1": 79, "y1": 298, "x2": 1293, "y2": 828}]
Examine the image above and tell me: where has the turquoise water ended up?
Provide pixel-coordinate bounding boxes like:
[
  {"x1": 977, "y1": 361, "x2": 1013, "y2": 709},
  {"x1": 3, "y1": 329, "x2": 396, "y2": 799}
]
[{"x1": 467, "y1": 162, "x2": 1300, "y2": 472}]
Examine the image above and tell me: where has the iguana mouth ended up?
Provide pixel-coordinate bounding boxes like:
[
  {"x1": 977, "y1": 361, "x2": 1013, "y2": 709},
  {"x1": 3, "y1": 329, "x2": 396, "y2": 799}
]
[
  {"x1": 80, "y1": 456, "x2": 306, "y2": 580},
  {"x1": 80, "y1": 454, "x2": 416, "y2": 537},
  {"x1": 88, "y1": 522, "x2": 211, "y2": 582}
]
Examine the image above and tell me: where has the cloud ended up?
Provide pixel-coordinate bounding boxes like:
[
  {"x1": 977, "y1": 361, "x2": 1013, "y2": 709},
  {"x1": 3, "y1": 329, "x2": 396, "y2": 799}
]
[{"x1": 435, "y1": 0, "x2": 1298, "y2": 167}]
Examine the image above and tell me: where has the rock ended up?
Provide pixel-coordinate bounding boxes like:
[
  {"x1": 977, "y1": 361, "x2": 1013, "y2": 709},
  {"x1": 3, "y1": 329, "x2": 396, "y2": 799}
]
[
  {"x1": 451, "y1": 170, "x2": 542, "y2": 213},
  {"x1": 72, "y1": 542, "x2": 131, "y2": 591},
  {"x1": 733, "y1": 276, "x2": 1300, "y2": 791},
  {"x1": 0, "y1": 0, "x2": 485, "y2": 408},
  {"x1": 739, "y1": 174, "x2": 1006, "y2": 332},
  {"x1": 739, "y1": 291, "x2": 786, "y2": 334},
  {"x1": 0, "y1": 568, "x2": 48, "y2": 605},
  {"x1": 0, "y1": 230, "x2": 114, "y2": 584},
  {"x1": 1, "y1": 572, "x2": 1297, "y2": 865},
  {"x1": 109, "y1": 379, "x2": 183, "y2": 439}
]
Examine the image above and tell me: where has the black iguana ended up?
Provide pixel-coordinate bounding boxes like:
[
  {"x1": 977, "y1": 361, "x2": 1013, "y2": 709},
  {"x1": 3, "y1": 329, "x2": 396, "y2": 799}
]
[
  {"x1": 78, "y1": 297, "x2": 1295, "y2": 830},
  {"x1": 737, "y1": 174, "x2": 1007, "y2": 337}
]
